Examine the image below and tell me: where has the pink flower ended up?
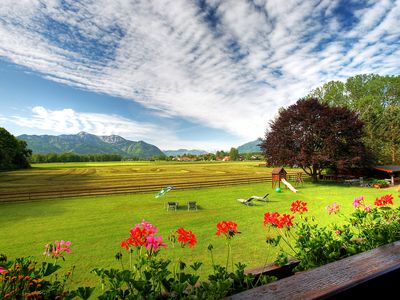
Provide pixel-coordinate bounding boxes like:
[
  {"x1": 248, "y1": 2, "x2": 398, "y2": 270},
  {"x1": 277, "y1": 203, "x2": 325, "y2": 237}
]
[
  {"x1": 335, "y1": 230, "x2": 342, "y2": 235},
  {"x1": 364, "y1": 204, "x2": 372, "y2": 212},
  {"x1": 122, "y1": 220, "x2": 165, "y2": 255},
  {"x1": 136, "y1": 220, "x2": 158, "y2": 234},
  {"x1": 44, "y1": 240, "x2": 72, "y2": 258},
  {"x1": 326, "y1": 202, "x2": 341, "y2": 215},
  {"x1": 352, "y1": 196, "x2": 364, "y2": 209},
  {"x1": 0, "y1": 267, "x2": 5, "y2": 273},
  {"x1": 145, "y1": 235, "x2": 165, "y2": 252}
]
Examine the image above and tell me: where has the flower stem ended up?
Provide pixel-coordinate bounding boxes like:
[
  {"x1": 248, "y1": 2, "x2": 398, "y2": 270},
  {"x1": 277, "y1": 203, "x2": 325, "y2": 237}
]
[
  {"x1": 278, "y1": 229, "x2": 297, "y2": 256},
  {"x1": 129, "y1": 249, "x2": 132, "y2": 269},
  {"x1": 226, "y1": 241, "x2": 231, "y2": 271}
]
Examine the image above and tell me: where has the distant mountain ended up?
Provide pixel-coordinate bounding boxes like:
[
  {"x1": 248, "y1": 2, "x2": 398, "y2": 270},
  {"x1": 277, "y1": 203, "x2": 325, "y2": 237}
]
[
  {"x1": 237, "y1": 138, "x2": 263, "y2": 153},
  {"x1": 163, "y1": 149, "x2": 208, "y2": 156},
  {"x1": 18, "y1": 132, "x2": 165, "y2": 158}
]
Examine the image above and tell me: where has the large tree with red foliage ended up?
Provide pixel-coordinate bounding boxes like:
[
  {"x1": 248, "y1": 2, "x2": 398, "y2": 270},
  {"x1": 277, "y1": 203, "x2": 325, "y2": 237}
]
[{"x1": 261, "y1": 98, "x2": 368, "y2": 182}]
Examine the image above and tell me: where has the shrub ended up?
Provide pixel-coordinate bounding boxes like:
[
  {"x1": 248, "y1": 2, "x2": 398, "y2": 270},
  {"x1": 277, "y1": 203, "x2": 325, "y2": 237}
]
[
  {"x1": 372, "y1": 179, "x2": 389, "y2": 188},
  {"x1": 264, "y1": 195, "x2": 400, "y2": 271},
  {"x1": 93, "y1": 220, "x2": 275, "y2": 299}
]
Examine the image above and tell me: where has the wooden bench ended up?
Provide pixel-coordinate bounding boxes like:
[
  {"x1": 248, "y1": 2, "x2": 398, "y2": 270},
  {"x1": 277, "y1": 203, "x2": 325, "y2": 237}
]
[{"x1": 227, "y1": 241, "x2": 400, "y2": 299}]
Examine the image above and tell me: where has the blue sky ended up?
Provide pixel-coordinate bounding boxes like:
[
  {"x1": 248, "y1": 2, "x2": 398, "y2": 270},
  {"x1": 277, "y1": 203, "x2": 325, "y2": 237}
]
[{"x1": 0, "y1": 0, "x2": 399, "y2": 151}]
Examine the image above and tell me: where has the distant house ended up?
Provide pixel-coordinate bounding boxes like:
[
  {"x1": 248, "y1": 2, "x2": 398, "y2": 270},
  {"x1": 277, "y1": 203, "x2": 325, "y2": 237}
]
[
  {"x1": 216, "y1": 156, "x2": 230, "y2": 161},
  {"x1": 173, "y1": 156, "x2": 196, "y2": 161}
]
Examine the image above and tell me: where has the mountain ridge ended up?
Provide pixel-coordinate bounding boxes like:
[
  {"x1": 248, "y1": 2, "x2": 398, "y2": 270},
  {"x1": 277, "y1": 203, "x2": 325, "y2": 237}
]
[
  {"x1": 237, "y1": 138, "x2": 263, "y2": 153},
  {"x1": 18, "y1": 132, "x2": 165, "y2": 159}
]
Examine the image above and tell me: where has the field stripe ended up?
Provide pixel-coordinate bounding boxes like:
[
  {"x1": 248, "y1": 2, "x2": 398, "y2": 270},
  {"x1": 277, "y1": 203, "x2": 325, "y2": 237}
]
[{"x1": 0, "y1": 172, "x2": 306, "y2": 203}]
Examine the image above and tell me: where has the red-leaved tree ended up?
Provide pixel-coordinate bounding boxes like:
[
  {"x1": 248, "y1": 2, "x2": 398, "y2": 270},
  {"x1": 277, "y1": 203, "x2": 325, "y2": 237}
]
[{"x1": 261, "y1": 98, "x2": 368, "y2": 182}]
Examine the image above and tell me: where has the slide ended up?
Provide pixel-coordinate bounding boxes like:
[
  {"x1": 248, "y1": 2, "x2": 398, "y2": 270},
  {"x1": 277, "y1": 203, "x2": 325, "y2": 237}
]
[{"x1": 281, "y1": 178, "x2": 298, "y2": 193}]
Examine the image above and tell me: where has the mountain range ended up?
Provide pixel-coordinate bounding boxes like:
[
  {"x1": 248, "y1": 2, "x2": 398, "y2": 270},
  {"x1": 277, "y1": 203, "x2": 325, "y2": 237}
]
[
  {"x1": 18, "y1": 132, "x2": 262, "y2": 158},
  {"x1": 18, "y1": 132, "x2": 165, "y2": 159},
  {"x1": 237, "y1": 138, "x2": 263, "y2": 153}
]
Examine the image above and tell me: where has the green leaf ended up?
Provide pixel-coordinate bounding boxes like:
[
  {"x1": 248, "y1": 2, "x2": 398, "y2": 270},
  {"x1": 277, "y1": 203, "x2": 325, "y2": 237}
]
[{"x1": 41, "y1": 262, "x2": 61, "y2": 276}]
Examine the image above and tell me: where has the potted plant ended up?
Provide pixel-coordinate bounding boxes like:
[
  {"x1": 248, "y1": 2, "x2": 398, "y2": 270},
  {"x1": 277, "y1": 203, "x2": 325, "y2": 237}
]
[{"x1": 372, "y1": 179, "x2": 389, "y2": 188}]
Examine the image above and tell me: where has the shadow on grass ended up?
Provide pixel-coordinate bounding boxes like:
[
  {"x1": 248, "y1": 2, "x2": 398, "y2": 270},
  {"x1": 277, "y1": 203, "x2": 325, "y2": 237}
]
[{"x1": 0, "y1": 199, "x2": 67, "y2": 224}]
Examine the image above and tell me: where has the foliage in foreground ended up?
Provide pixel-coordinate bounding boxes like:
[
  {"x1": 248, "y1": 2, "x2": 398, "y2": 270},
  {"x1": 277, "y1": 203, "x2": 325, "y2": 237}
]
[
  {"x1": 1, "y1": 193, "x2": 399, "y2": 299},
  {"x1": 0, "y1": 222, "x2": 275, "y2": 299},
  {"x1": 265, "y1": 195, "x2": 400, "y2": 270}
]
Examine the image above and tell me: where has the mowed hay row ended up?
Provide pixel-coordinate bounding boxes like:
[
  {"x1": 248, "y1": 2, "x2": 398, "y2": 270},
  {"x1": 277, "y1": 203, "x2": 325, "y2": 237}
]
[
  {"x1": 0, "y1": 170, "x2": 269, "y2": 191},
  {"x1": 0, "y1": 173, "x2": 306, "y2": 203},
  {"x1": 0, "y1": 162, "x2": 306, "y2": 202},
  {"x1": 0, "y1": 176, "x2": 278, "y2": 203},
  {"x1": 0, "y1": 162, "x2": 272, "y2": 192}
]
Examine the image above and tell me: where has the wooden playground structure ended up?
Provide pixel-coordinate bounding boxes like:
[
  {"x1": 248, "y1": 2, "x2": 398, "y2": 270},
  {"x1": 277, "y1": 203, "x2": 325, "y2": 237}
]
[{"x1": 272, "y1": 167, "x2": 304, "y2": 190}]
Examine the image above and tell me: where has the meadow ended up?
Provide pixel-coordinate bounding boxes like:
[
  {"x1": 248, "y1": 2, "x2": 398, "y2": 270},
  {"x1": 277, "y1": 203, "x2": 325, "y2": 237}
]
[
  {"x1": 0, "y1": 161, "x2": 282, "y2": 201},
  {"x1": 1, "y1": 161, "x2": 398, "y2": 290}
]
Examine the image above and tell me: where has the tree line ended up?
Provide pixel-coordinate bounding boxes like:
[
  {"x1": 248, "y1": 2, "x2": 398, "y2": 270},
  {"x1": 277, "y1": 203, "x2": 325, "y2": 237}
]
[
  {"x1": 170, "y1": 150, "x2": 262, "y2": 161},
  {"x1": 262, "y1": 74, "x2": 400, "y2": 181},
  {"x1": 308, "y1": 74, "x2": 400, "y2": 164},
  {"x1": 30, "y1": 152, "x2": 123, "y2": 163}
]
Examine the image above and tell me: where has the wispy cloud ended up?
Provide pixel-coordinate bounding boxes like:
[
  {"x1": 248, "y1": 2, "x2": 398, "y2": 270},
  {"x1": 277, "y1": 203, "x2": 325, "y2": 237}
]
[
  {"x1": 1, "y1": 106, "x2": 233, "y2": 150},
  {"x1": 5, "y1": 106, "x2": 163, "y2": 138},
  {"x1": 0, "y1": 0, "x2": 399, "y2": 141}
]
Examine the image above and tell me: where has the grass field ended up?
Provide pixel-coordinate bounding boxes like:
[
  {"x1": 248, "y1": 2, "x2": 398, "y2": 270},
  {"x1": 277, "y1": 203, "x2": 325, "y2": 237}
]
[
  {"x1": 1, "y1": 167, "x2": 398, "y2": 292},
  {"x1": 0, "y1": 161, "x2": 302, "y2": 201}
]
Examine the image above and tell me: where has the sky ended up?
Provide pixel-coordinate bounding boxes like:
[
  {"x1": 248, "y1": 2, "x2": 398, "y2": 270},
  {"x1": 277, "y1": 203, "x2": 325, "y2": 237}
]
[{"x1": 0, "y1": 0, "x2": 399, "y2": 151}]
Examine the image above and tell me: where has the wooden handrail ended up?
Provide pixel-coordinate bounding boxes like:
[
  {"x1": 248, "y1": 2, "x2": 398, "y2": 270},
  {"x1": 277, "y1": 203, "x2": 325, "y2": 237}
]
[{"x1": 227, "y1": 241, "x2": 400, "y2": 299}]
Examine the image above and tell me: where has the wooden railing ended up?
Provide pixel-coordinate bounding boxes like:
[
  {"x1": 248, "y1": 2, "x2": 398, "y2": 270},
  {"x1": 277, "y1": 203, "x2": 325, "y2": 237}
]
[{"x1": 227, "y1": 240, "x2": 400, "y2": 299}]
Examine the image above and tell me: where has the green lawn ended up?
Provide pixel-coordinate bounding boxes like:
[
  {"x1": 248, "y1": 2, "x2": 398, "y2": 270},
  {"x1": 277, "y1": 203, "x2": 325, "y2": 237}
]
[{"x1": 0, "y1": 181, "x2": 398, "y2": 290}]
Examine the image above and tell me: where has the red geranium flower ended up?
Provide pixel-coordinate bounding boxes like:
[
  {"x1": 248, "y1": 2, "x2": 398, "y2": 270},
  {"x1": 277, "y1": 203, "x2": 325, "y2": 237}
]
[
  {"x1": 374, "y1": 194, "x2": 394, "y2": 207},
  {"x1": 176, "y1": 227, "x2": 197, "y2": 248},
  {"x1": 121, "y1": 240, "x2": 129, "y2": 250},
  {"x1": 121, "y1": 220, "x2": 166, "y2": 254},
  {"x1": 279, "y1": 214, "x2": 294, "y2": 228},
  {"x1": 264, "y1": 212, "x2": 280, "y2": 226},
  {"x1": 216, "y1": 221, "x2": 239, "y2": 239},
  {"x1": 264, "y1": 212, "x2": 294, "y2": 228},
  {"x1": 290, "y1": 200, "x2": 308, "y2": 214}
]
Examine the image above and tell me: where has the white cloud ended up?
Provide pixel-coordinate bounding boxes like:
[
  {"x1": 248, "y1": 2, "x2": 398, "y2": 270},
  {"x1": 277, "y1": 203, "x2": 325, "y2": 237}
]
[
  {"x1": 1, "y1": 106, "x2": 236, "y2": 150},
  {"x1": 5, "y1": 105, "x2": 163, "y2": 139},
  {"x1": 0, "y1": 0, "x2": 399, "y2": 144}
]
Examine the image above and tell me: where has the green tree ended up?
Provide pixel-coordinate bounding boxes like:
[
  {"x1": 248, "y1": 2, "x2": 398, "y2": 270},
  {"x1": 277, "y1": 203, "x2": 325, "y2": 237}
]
[
  {"x1": 308, "y1": 74, "x2": 400, "y2": 163},
  {"x1": 261, "y1": 99, "x2": 368, "y2": 182},
  {"x1": 0, "y1": 127, "x2": 31, "y2": 170},
  {"x1": 216, "y1": 150, "x2": 228, "y2": 158},
  {"x1": 379, "y1": 105, "x2": 400, "y2": 163},
  {"x1": 229, "y1": 147, "x2": 239, "y2": 161}
]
